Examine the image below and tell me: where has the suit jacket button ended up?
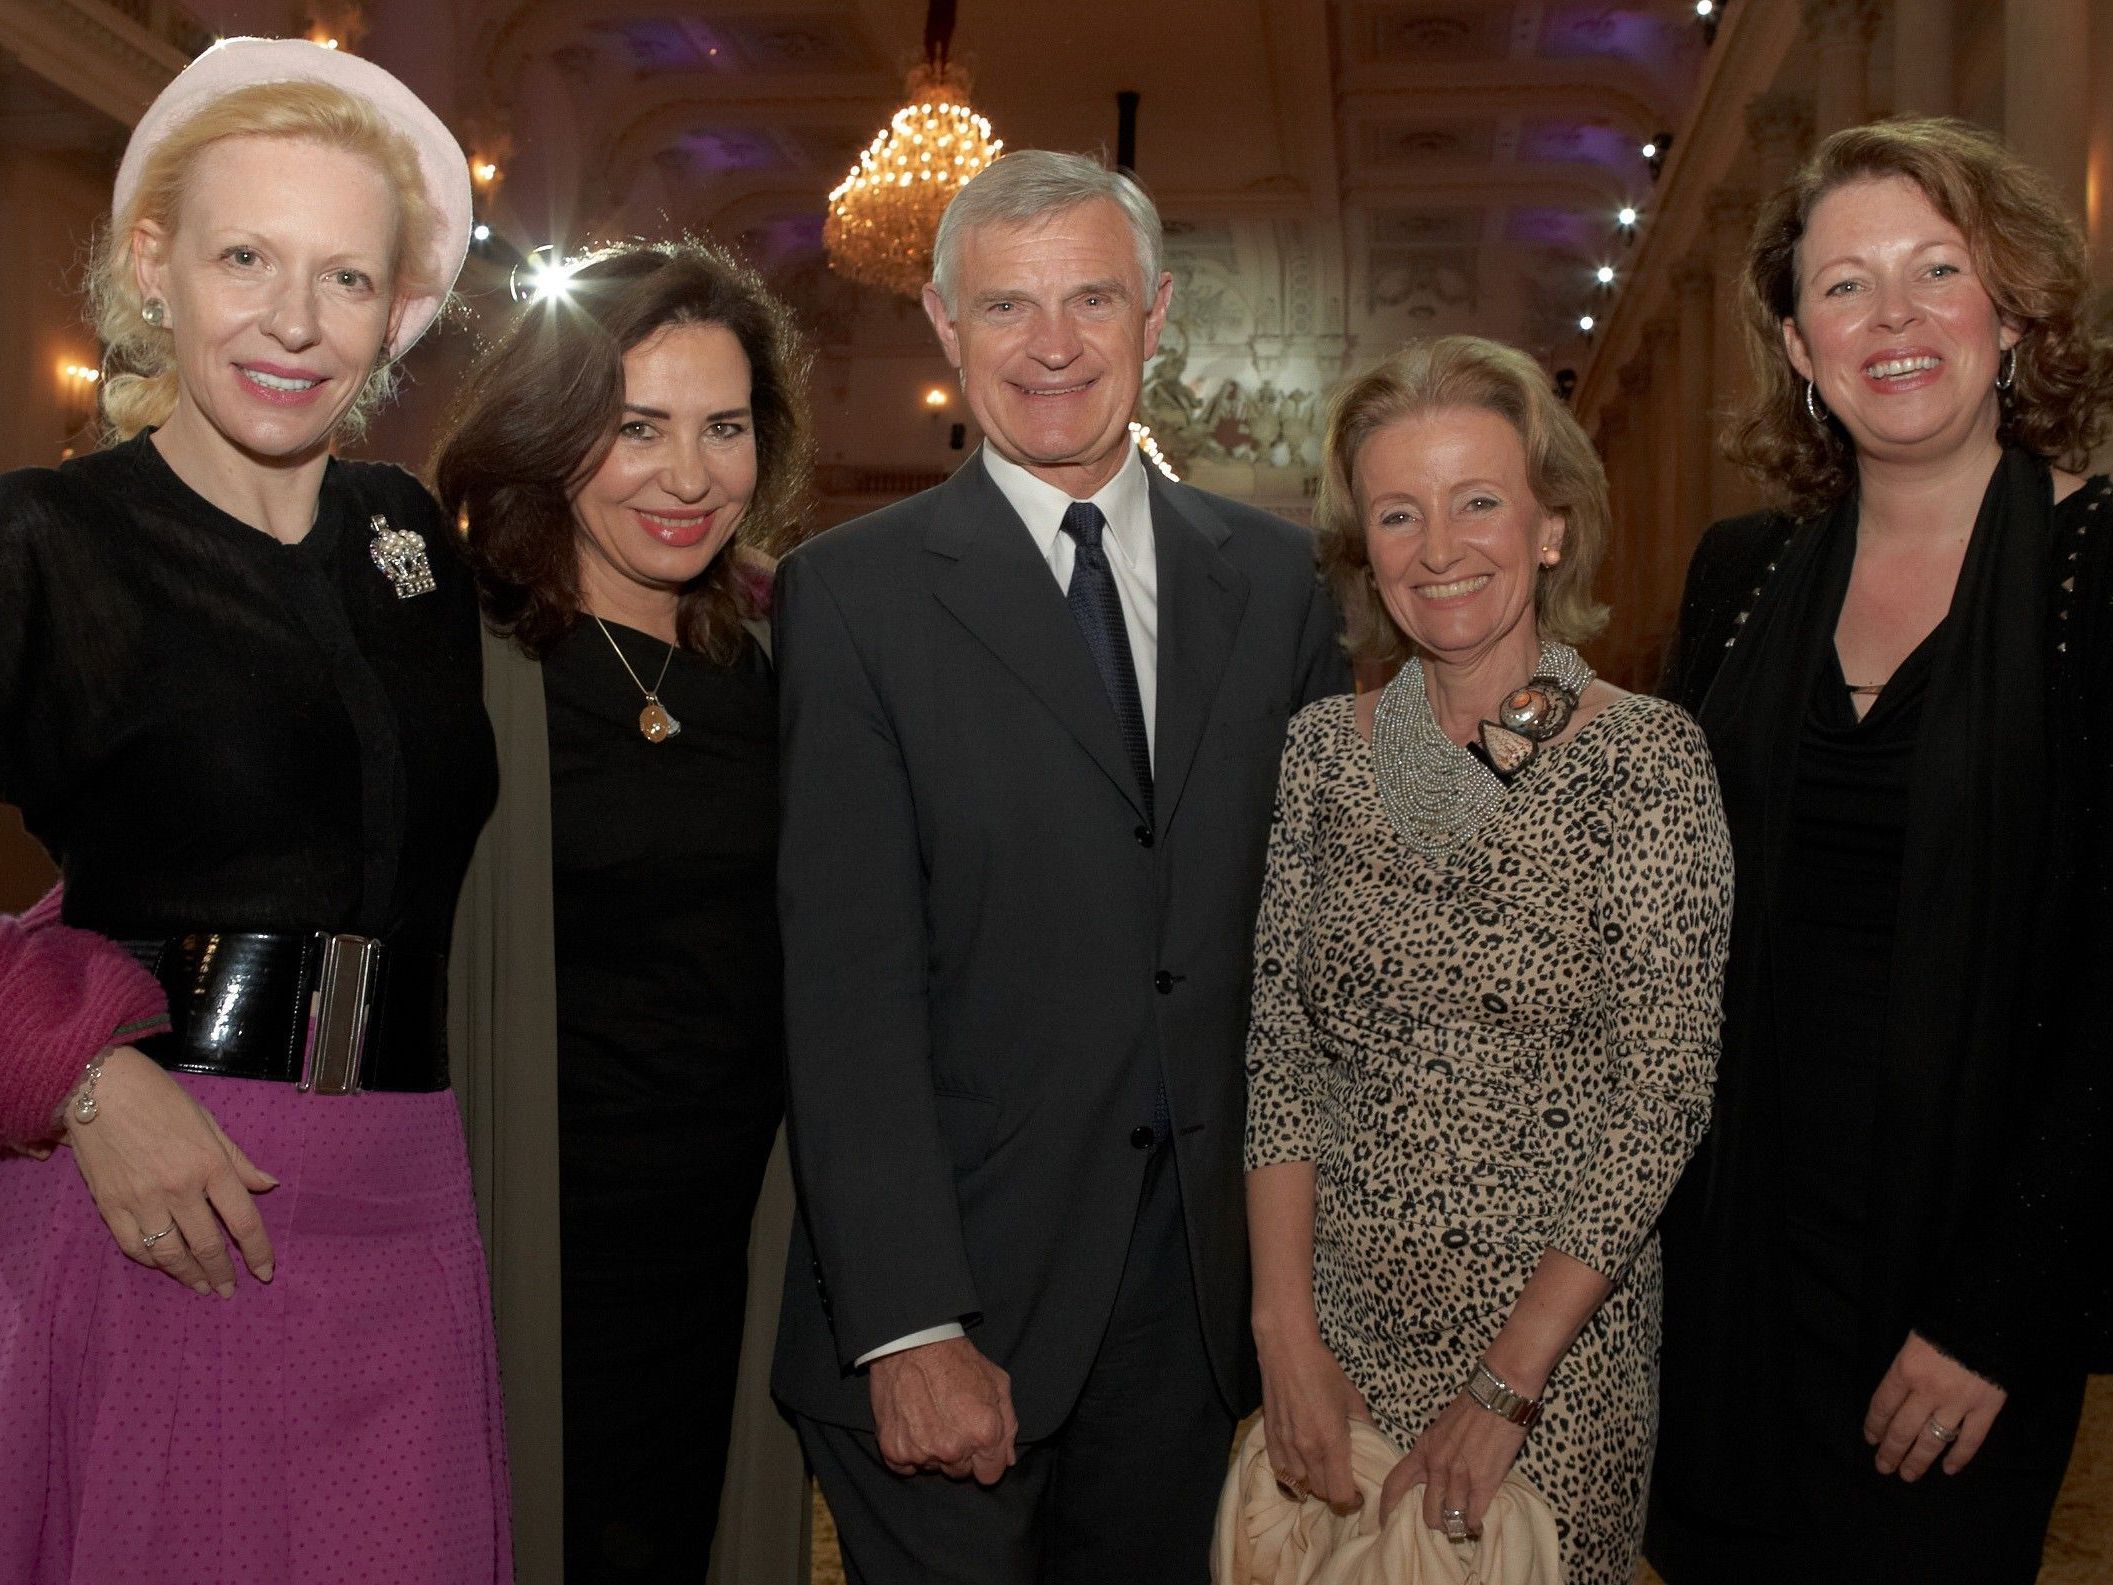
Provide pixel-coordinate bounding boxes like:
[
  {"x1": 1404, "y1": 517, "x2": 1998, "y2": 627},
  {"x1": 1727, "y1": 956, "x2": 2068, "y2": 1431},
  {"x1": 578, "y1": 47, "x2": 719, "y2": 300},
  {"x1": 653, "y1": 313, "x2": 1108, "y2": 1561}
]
[
  {"x1": 1134, "y1": 824, "x2": 1154, "y2": 848},
  {"x1": 1129, "y1": 1125, "x2": 1155, "y2": 1150},
  {"x1": 1154, "y1": 970, "x2": 1174, "y2": 993}
]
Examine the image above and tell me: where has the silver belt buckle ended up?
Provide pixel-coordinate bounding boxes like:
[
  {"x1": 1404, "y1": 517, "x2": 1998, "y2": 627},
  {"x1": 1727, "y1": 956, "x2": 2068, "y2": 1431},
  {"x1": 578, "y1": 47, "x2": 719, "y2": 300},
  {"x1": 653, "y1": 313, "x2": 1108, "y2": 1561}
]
[{"x1": 302, "y1": 934, "x2": 381, "y2": 1096}]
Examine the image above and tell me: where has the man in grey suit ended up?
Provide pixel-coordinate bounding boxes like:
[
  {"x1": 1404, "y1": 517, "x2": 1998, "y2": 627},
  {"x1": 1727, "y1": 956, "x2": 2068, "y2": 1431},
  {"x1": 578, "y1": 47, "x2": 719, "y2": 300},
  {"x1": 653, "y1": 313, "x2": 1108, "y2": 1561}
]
[{"x1": 772, "y1": 151, "x2": 1347, "y2": 1583}]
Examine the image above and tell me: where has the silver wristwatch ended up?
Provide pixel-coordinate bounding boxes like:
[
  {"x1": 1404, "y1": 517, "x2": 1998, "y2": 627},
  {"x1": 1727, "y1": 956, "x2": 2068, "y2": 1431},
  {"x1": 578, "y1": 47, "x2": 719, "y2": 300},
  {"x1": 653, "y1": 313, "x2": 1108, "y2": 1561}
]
[{"x1": 1466, "y1": 1360, "x2": 1544, "y2": 1430}]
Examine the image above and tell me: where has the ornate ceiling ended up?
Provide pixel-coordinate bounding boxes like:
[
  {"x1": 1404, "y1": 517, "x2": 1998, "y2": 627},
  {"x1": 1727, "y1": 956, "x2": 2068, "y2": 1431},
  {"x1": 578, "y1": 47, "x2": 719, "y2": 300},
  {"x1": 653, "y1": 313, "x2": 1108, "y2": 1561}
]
[
  {"x1": 4, "y1": 0, "x2": 1719, "y2": 405},
  {"x1": 446, "y1": 0, "x2": 1713, "y2": 363}
]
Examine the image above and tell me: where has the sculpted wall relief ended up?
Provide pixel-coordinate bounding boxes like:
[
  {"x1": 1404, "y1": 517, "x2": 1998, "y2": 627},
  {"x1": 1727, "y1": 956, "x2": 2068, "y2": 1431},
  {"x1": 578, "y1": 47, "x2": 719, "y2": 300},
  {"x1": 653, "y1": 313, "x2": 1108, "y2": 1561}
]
[{"x1": 1141, "y1": 223, "x2": 1350, "y2": 500}]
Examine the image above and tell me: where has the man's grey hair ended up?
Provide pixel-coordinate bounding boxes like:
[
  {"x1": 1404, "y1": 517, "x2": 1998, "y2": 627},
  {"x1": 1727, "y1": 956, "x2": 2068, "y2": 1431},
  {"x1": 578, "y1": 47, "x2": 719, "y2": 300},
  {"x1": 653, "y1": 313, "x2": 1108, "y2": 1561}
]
[{"x1": 929, "y1": 151, "x2": 1165, "y2": 312}]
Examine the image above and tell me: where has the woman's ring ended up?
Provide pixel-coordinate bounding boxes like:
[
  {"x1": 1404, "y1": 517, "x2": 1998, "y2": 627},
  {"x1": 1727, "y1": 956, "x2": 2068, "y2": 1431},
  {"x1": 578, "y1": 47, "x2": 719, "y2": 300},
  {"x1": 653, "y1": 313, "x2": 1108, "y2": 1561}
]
[
  {"x1": 1274, "y1": 1469, "x2": 1309, "y2": 1500},
  {"x1": 1442, "y1": 1507, "x2": 1469, "y2": 1541},
  {"x1": 1925, "y1": 1417, "x2": 1960, "y2": 1444},
  {"x1": 140, "y1": 1220, "x2": 177, "y2": 1249}
]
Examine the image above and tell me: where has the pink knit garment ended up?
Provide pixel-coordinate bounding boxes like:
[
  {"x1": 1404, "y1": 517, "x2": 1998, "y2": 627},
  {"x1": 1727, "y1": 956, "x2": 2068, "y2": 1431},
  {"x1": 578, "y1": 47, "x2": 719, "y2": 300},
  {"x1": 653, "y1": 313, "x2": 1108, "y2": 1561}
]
[{"x1": 0, "y1": 885, "x2": 170, "y2": 1148}]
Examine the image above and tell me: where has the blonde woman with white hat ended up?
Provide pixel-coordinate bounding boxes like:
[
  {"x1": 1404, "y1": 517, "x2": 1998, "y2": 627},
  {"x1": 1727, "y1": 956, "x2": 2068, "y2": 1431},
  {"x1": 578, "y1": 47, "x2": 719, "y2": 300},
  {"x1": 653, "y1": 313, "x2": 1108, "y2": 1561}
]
[{"x1": 0, "y1": 37, "x2": 508, "y2": 1582}]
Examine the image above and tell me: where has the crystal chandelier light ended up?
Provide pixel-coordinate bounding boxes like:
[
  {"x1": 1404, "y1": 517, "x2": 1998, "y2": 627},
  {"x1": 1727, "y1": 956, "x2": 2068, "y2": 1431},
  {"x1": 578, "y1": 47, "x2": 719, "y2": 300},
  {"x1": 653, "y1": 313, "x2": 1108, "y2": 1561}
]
[{"x1": 824, "y1": 4, "x2": 1003, "y2": 298}]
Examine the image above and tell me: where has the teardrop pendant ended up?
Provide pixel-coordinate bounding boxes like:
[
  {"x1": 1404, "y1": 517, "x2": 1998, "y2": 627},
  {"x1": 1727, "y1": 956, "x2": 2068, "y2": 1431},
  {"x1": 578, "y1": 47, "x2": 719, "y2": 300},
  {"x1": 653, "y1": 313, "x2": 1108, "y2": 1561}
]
[
  {"x1": 1474, "y1": 719, "x2": 1539, "y2": 781},
  {"x1": 638, "y1": 696, "x2": 682, "y2": 743}
]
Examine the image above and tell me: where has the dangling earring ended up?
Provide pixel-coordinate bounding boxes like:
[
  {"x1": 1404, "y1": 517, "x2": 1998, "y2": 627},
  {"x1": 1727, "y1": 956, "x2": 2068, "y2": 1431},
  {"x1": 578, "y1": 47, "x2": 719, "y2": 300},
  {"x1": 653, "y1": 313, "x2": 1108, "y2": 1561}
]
[
  {"x1": 141, "y1": 298, "x2": 166, "y2": 327},
  {"x1": 1997, "y1": 346, "x2": 2017, "y2": 393},
  {"x1": 1804, "y1": 379, "x2": 1829, "y2": 427}
]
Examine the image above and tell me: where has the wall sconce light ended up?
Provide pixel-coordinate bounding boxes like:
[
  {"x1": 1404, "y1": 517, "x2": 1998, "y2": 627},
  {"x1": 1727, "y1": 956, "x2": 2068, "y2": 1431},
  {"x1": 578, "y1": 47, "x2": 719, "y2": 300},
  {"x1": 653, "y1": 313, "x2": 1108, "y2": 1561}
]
[
  {"x1": 303, "y1": 4, "x2": 367, "y2": 55},
  {"x1": 467, "y1": 157, "x2": 504, "y2": 254},
  {"x1": 58, "y1": 359, "x2": 101, "y2": 436},
  {"x1": 923, "y1": 386, "x2": 950, "y2": 411}
]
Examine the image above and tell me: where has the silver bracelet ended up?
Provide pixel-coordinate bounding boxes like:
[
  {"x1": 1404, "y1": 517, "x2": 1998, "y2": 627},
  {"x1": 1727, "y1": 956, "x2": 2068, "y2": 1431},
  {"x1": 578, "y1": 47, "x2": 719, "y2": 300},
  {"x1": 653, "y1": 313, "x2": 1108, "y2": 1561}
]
[{"x1": 70, "y1": 1050, "x2": 109, "y2": 1125}]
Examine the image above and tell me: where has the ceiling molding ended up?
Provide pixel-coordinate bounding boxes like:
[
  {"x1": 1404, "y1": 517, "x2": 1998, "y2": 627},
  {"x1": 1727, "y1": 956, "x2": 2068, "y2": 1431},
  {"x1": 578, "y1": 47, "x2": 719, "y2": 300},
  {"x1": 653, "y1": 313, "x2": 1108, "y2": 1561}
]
[
  {"x1": 1337, "y1": 58, "x2": 1670, "y2": 131},
  {"x1": 1259, "y1": 0, "x2": 1341, "y2": 224},
  {"x1": 0, "y1": 0, "x2": 189, "y2": 126},
  {"x1": 476, "y1": 0, "x2": 886, "y2": 113},
  {"x1": 1345, "y1": 162, "x2": 1627, "y2": 213}
]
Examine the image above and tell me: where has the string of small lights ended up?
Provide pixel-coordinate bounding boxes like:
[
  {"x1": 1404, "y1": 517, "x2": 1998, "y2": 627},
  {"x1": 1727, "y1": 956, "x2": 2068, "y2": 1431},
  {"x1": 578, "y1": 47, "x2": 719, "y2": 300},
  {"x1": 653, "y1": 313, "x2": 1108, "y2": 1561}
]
[{"x1": 1569, "y1": 0, "x2": 1725, "y2": 350}]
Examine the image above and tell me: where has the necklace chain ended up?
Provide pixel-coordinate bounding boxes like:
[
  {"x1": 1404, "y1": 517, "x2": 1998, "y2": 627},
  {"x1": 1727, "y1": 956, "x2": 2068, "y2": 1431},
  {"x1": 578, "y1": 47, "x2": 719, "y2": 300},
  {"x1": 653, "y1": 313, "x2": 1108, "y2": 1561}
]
[
  {"x1": 1371, "y1": 641, "x2": 1594, "y2": 856},
  {"x1": 592, "y1": 615, "x2": 676, "y2": 700}
]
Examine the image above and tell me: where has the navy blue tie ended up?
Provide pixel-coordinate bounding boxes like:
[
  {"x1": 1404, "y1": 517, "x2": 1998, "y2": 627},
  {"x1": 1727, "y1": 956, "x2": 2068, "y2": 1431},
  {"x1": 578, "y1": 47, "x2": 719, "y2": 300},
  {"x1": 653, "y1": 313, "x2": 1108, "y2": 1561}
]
[
  {"x1": 1059, "y1": 501, "x2": 1153, "y2": 822},
  {"x1": 1059, "y1": 501, "x2": 1168, "y2": 1142}
]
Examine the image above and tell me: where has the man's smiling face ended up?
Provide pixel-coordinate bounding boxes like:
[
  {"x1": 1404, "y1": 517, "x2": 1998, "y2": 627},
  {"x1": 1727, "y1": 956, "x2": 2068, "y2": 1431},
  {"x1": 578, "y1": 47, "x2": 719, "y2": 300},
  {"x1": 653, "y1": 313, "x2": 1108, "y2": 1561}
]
[{"x1": 922, "y1": 197, "x2": 1172, "y2": 497}]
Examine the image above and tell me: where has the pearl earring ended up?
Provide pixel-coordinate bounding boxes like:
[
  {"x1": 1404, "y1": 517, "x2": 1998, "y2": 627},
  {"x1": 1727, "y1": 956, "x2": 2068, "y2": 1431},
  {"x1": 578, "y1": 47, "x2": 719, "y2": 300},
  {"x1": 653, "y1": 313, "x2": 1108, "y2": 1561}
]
[
  {"x1": 141, "y1": 298, "x2": 166, "y2": 327},
  {"x1": 1541, "y1": 547, "x2": 1562, "y2": 567}
]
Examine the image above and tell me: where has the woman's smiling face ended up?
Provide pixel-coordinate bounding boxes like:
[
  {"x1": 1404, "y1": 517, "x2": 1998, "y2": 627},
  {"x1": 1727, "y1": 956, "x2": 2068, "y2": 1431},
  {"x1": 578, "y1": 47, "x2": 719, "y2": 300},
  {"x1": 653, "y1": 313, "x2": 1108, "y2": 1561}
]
[
  {"x1": 1359, "y1": 405, "x2": 1565, "y2": 672},
  {"x1": 1782, "y1": 173, "x2": 2019, "y2": 467},
  {"x1": 137, "y1": 134, "x2": 404, "y2": 465},
  {"x1": 569, "y1": 320, "x2": 758, "y2": 612}
]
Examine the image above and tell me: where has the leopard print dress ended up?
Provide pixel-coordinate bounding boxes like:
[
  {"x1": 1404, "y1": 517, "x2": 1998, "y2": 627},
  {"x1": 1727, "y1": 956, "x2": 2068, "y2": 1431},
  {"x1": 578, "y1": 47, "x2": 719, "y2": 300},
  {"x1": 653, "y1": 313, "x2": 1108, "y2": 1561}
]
[{"x1": 1244, "y1": 690, "x2": 1733, "y2": 1585}]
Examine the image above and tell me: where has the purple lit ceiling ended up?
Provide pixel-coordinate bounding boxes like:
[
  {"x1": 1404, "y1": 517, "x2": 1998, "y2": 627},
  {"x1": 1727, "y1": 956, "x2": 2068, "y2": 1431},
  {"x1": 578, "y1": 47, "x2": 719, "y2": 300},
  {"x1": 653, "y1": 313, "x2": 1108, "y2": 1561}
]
[
  {"x1": 1505, "y1": 206, "x2": 1603, "y2": 250},
  {"x1": 1539, "y1": 4, "x2": 1670, "y2": 62},
  {"x1": 1520, "y1": 118, "x2": 1638, "y2": 170},
  {"x1": 680, "y1": 127, "x2": 788, "y2": 175},
  {"x1": 591, "y1": 18, "x2": 731, "y2": 74}
]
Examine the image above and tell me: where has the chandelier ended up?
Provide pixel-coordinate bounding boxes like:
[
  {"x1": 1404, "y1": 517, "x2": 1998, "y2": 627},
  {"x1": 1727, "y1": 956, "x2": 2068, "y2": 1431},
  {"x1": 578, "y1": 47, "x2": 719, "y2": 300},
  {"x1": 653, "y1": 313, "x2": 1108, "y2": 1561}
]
[{"x1": 824, "y1": 5, "x2": 1002, "y2": 298}]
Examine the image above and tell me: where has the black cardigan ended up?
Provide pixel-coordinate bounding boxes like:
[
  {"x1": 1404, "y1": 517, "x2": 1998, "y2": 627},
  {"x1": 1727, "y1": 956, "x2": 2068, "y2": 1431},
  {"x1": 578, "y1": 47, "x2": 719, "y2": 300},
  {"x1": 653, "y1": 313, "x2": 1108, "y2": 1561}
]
[{"x1": 1659, "y1": 482, "x2": 2113, "y2": 1375}]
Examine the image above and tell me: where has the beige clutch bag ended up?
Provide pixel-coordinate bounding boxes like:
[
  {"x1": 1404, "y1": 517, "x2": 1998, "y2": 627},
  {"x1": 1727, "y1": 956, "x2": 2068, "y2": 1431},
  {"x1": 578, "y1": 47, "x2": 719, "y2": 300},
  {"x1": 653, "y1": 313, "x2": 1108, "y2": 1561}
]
[{"x1": 1211, "y1": 1416, "x2": 1563, "y2": 1585}]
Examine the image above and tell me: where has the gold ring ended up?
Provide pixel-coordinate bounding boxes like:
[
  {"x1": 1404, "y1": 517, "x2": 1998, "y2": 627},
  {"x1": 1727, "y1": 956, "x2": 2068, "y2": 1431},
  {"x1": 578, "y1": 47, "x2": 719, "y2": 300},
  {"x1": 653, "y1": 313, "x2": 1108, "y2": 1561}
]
[{"x1": 1925, "y1": 1417, "x2": 1960, "y2": 1444}]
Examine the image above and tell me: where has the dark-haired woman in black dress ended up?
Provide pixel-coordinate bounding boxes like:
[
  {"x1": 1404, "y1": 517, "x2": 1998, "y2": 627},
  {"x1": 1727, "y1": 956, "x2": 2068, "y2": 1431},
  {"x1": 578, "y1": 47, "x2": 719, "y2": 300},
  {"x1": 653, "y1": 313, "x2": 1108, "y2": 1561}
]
[{"x1": 433, "y1": 238, "x2": 814, "y2": 1585}]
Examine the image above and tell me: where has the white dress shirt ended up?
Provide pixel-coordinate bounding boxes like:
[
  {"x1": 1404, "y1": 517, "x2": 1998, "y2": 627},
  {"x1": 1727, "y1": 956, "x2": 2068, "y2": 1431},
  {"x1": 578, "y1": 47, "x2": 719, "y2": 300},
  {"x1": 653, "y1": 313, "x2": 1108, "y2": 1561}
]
[
  {"x1": 853, "y1": 444, "x2": 1161, "y2": 1369},
  {"x1": 981, "y1": 443, "x2": 1159, "y2": 763}
]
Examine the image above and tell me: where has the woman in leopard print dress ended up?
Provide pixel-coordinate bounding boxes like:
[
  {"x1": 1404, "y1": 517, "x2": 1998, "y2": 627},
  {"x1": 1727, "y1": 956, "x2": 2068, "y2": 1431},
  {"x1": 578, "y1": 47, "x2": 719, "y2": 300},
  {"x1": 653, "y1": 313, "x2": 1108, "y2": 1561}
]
[{"x1": 1243, "y1": 337, "x2": 1732, "y2": 1585}]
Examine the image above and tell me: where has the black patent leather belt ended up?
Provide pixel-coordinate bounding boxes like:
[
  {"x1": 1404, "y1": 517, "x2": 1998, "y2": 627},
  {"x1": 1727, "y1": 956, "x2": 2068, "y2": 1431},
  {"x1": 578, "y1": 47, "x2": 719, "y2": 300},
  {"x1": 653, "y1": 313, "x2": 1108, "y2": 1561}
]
[{"x1": 123, "y1": 932, "x2": 450, "y2": 1094}]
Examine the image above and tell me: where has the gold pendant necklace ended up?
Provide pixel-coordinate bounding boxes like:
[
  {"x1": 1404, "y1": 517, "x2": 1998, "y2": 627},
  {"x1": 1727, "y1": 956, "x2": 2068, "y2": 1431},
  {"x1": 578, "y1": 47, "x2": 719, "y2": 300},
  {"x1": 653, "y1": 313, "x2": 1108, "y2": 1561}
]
[{"x1": 592, "y1": 616, "x2": 683, "y2": 743}]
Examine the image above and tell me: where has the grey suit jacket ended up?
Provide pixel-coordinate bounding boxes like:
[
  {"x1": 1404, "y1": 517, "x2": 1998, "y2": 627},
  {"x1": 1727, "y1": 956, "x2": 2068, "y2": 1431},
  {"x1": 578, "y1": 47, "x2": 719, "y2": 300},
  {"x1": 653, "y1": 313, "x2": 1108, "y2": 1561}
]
[{"x1": 771, "y1": 454, "x2": 1346, "y2": 1436}]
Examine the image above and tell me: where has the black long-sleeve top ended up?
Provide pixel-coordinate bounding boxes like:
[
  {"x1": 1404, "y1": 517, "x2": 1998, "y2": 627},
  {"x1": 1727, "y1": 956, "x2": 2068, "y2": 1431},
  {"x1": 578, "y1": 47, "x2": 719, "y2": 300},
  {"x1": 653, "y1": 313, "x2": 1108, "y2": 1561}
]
[{"x1": 0, "y1": 433, "x2": 494, "y2": 956}]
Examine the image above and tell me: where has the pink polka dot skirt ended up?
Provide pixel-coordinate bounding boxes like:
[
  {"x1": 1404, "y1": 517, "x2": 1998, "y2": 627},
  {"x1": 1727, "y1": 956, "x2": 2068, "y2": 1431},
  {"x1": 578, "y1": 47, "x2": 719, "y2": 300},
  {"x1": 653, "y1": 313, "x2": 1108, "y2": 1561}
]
[{"x1": 0, "y1": 1074, "x2": 512, "y2": 1583}]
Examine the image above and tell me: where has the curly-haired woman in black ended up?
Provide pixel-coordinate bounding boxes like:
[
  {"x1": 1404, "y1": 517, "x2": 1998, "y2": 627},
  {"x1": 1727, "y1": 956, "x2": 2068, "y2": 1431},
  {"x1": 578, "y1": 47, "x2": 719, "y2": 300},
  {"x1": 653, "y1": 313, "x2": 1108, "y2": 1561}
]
[{"x1": 1649, "y1": 117, "x2": 2113, "y2": 1584}]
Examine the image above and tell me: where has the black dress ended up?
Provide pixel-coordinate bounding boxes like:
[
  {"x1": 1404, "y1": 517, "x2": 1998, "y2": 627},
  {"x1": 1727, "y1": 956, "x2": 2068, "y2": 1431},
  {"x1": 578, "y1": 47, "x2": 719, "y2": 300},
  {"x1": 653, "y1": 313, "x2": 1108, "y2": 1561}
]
[
  {"x1": 1648, "y1": 472, "x2": 2107, "y2": 1584},
  {"x1": 542, "y1": 617, "x2": 784, "y2": 1583}
]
